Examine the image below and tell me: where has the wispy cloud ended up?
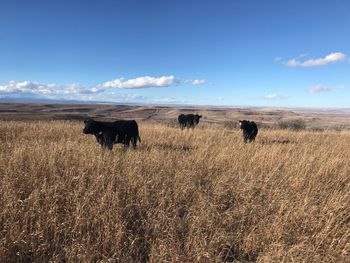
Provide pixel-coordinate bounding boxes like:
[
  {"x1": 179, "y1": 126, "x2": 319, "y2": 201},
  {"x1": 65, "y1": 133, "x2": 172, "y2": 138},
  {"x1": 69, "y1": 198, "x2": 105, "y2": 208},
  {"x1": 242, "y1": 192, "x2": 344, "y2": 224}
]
[
  {"x1": 284, "y1": 52, "x2": 346, "y2": 67},
  {"x1": 92, "y1": 93, "x2": 189, "y2": 104},
  {"x1": 308, "y1": 84, "x2": 343, "y2": 94},
  {"x1": 274, "y1": 57, "x2": 283, "y2": 62},
  {"x1": 186, "y1": 79, "x2": 206, "y2": 85},
  {"x1": 153, "y1": 96, "x2": 189, "y2": 104},
  {"x1": 108, "y1": 92, "x2": 147, "y2": 101},
  {"x1": 308, "y1": 85, "x2": 332, "y2": 93}
]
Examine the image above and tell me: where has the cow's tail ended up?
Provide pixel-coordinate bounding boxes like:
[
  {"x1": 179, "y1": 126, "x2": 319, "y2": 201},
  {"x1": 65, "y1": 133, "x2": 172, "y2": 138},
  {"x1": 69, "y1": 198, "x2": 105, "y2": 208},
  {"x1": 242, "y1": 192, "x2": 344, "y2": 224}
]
[{"x1": 138, "y1": 134, "x2": 141, "y2": 143}]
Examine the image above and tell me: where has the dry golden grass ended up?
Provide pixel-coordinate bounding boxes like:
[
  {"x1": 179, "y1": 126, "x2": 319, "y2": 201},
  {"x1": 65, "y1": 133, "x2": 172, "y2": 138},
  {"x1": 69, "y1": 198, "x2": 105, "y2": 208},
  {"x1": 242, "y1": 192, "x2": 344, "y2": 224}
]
[{"x1": 0, "y1": 120, "x2": 349, "y2": 262}]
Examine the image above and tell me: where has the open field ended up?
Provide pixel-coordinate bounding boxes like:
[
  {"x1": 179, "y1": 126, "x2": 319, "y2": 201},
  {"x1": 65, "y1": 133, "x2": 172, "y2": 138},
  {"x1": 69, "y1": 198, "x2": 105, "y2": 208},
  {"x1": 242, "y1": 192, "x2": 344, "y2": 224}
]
[
  {"x1": 0, "y1": 120, "x2": 349, "y2": 262},
  {"x1": 0, "y1": 103, "x2": 350, "y2": 129}
]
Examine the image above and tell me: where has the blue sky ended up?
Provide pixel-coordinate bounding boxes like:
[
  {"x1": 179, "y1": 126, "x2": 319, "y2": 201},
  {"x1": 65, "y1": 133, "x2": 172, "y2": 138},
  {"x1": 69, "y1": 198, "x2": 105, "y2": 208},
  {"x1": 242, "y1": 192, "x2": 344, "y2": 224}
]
[{"x1": 0, "y1": 0, "x2": 349, "y2": 107}]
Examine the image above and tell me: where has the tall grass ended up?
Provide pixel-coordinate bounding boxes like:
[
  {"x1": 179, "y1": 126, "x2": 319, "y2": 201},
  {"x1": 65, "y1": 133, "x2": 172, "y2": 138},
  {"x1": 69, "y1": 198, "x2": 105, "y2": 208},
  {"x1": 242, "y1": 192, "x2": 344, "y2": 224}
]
[{"x1": 0, "y1": 121, "x2": 349, "y2": 262}]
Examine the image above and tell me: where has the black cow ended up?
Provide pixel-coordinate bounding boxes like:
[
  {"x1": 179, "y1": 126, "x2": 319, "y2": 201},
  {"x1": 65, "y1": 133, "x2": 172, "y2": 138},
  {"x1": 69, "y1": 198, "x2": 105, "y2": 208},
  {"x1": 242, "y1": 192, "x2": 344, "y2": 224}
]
[
  {"x1": 178, "y1": 114, "x2": 202, "y2": 129},
  {"x1": 83, "y1": 119, "x2": 141, "y2": 150},
  {"x1": 239, "y1": 120, "x2": 258, "y2": 143}
]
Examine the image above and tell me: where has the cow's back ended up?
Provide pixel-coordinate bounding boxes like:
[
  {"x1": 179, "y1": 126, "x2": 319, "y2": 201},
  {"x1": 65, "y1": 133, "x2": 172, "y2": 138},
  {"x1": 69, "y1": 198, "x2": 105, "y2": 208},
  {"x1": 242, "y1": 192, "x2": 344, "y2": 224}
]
[{"x1": 111, "y1": 120, "x2": 139, "y2": 135}]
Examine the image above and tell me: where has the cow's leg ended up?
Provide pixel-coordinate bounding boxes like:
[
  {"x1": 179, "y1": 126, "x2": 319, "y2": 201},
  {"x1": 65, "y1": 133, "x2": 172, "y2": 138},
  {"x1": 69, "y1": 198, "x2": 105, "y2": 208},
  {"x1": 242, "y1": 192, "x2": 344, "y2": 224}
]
[
  {"x1": 123, "y1": 136, "x2": 131, "y2": 150},
  {"x1": 106, "y1": 143, "x2": 113, "y2": 150},
  {"x1": 243, "y1": 132, "x2": 248, "y2": 143},
  {"x1": 103, "y1": 132, "x2": 115, "y2": 150},
  {"x1": 252, "y1": 131, "x2": 258, "y2": 142},
  {"x1": 123, "y1": 143, "x2": 129, "y2": 150},
  {"x1": 94, "y1": 132, "x2": 107, "y2": 149},
  {"x1": 131, "y1": 136, "x2": 137, "y2": 149},
  {"x1": 249, "y1": 131, "x2": 257, "y2": 143},
  {"x1": 99, "y1": 140, "x2": 110, "y2": 150},
  {"x1": 103, "y1": 138, "x2": 113, "y2": 150},
  {"x1": 94, "y1": 132, "x2": 105, "y2": 147}
]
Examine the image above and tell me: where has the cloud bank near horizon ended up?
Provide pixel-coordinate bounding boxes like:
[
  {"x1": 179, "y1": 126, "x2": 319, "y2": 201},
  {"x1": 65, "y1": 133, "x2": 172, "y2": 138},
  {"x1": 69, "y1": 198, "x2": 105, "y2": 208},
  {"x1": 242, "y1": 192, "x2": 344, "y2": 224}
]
[
  {"x1": 0, "y1": 76, "x2": 201, "y2": 103},
  {"x1": 0, "y1": 75, "x2": 210, "y2": 96}
]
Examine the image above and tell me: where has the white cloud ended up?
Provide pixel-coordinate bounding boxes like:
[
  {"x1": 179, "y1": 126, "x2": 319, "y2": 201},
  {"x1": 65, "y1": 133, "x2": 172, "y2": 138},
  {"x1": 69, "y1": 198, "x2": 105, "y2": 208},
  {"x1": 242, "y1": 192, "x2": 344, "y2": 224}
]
[
  {"x1": 0, "y1": 80, "x2": 85, "y2": 97},
  {"x1": 285, "y1": 52, "x2": 346, "y2": 67},
  {"x1": 61, "y1": 83, "x2": 83, "y2": 94},
  {"x1": 186, "y1": 79, "x2": 206, "y2": 85},
  {"x1": 263, "y1": 93, "x2": 288, "y2": 100},
  {"x1": 265, "y1": 94, "x2": 278, "y2": 99},
  {"x1": 100, "y1": 75, "x2": 176, "y2": 90},
  {"x1": 0, "y1": 76, "x2": 179, "y2": 97},
  {"x1": 0, "y1": 77, "x2": 193, "y2": 105},
  {"x1": 0, "y1": 75, "x2": 204, "y2": 105},
  {"x1": 1, "y1": 76, "x2": 209, "y2": 97},
  {"x1": 0, "y1": 80, "x2": 58, "y2": 94}
]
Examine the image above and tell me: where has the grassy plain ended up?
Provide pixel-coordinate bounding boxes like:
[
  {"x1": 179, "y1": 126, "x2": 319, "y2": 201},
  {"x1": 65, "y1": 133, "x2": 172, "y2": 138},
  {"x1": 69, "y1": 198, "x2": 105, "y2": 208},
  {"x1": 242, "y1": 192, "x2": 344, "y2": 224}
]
[{"x1": 0, "y1": 120, "x2": 349, "y2": 262}]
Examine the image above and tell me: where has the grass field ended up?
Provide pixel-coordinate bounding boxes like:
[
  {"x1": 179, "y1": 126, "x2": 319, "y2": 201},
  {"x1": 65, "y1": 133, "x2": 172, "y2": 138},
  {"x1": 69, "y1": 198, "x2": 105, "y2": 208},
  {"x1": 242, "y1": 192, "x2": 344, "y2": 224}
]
[{"x1": 0, "y1": 120, "x2": 349, "y2": 262}]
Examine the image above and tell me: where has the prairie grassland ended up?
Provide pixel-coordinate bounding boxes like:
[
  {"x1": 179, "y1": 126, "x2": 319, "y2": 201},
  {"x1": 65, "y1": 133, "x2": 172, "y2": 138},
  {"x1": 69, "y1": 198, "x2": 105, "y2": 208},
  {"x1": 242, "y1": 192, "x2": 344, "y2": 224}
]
[{"x1": 0, "y1": 121, "x2": 349, "y2": 263}]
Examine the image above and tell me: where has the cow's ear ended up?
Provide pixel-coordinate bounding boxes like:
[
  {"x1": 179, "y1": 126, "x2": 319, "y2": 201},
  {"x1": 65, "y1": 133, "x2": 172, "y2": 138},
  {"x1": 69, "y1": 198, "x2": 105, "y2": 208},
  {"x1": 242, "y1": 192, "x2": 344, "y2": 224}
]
[{"x1": 199, "y1": 115, "x2": 202, "y2": 118}]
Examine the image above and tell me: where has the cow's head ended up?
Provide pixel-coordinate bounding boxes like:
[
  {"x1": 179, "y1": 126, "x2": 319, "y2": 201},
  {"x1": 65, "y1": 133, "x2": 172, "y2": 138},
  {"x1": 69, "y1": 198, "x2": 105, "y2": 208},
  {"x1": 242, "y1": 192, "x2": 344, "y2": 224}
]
[
  {"x1": 239, "y1": 120, "x2": 248, "y2": 129},
  {"x1": 83, "y1": 119, "x2": 102, "y2": 135},
  {"x1": 194, "y1": 114, "x2": 202, "y2": 125}
]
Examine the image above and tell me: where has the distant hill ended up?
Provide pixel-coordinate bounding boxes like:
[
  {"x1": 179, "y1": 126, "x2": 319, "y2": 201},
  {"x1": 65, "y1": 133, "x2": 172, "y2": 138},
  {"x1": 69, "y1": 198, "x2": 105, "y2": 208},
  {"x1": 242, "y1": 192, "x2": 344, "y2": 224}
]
[{"x1": 0, "y1": 102, "x2": 349, "y2": 129}]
